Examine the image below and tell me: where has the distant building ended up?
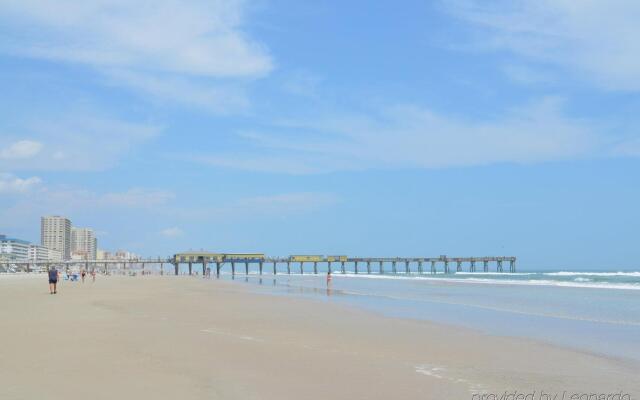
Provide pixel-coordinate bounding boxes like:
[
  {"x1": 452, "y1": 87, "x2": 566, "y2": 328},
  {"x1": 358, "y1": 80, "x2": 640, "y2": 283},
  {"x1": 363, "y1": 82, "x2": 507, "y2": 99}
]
[
  {"x1": 71, "y1": 227, "x2": 97, "y2": 260},
  {"x1": 115, "y1": 250, "x2": 139, "y2": 261},
  {"x1": 0, "y1": 235, "x2": 30, "y2": 261},
  {"x1": 28, "y1": 244, "x2": 49, "y2": 262},
  {"x1": 96, "y1": 249, "x2": 110, "y2": 260},
  {"x1": 41, "y1": 216, "x2": 71, "y2": 260},
  {"x1": 47, "y1": 248, "x2": 63, "y2": 262},
  {"x1": 95, "y1": 248, "x2": 138, "y2": 261}
]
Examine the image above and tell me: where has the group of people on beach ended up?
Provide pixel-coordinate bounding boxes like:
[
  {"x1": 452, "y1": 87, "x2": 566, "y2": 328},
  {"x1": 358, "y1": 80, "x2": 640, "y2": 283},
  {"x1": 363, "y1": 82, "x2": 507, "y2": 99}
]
[{"x1": 47, "y1": 266, "x2": 96, "y2": 294}]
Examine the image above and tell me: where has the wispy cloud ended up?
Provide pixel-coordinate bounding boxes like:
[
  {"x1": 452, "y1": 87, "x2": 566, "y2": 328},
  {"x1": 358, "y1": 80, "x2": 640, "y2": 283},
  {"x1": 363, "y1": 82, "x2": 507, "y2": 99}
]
[
  {"x1": 445, "y1": 0, "x2": 640, "y2": 90},
  {"x1": 0, "y1": 184, "x2": 176, "y2": 232},
  {"x1": 0, "y1": 0, "x2": 272, "y2": 78},
  {"x1": 0, "y1": 172, "x2": 41, "y2": 193},
  {"x1": 183, "y1": 98, "x2": 600, "y2": 174},
  {"x1": 0, "y1": 140, "x2": 43, "y2": 160},
  {"x1": 0, "y1": 108, "x2": 161, "y2": 171},
  {"x1": 104, "y1": 69, "x2": 249, "y2": 114},
  {"x1": 0, "y1": 0, "x2": 273, "y2": 110},
  {"x1": 282, "y1": 70, "x2": 324, "y2": 97},
  {"x1": 159, "y1": 227, "x2": 184, "y2": 238}
]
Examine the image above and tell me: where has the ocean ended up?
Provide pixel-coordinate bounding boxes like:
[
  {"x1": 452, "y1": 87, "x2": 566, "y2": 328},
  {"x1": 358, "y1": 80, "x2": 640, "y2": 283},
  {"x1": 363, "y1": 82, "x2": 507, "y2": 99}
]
[{"x1": 215, "y1": 269, "x2": 640, "y2": 364}]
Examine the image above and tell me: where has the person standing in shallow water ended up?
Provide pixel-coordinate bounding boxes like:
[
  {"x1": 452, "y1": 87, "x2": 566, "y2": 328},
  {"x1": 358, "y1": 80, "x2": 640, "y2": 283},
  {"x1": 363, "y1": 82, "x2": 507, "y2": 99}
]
[{"x1": 48, "y1": 266, "x2": 58, "y2": 294}]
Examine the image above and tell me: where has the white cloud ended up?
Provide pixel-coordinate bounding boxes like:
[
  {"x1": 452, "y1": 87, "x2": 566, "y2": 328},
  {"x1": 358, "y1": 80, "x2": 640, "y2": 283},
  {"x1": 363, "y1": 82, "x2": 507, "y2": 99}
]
[
  {"x1": 0, "y1": 185, "x2": 176, "y2": 232},
  {"x1": 0, "y1": 0, "x2": 272, "y2": 111},
  {"x1": 0, "y1": 0, "x2": 272, "y2": 78},
  {"x1": 446, "y1": 0, "x2": 640, "y2": 90},
  {"x1": 159, "y1": 227, "x2": 184, "y2": 238},
  {"x1": 0, "y1": 172, "x2": 41, "y2": 193},
  {"x1": 104, "y1": 69, "x2": 249, "y2": 114},
  {"x1": 0, "y1": 140, "x2": 43, "y2": 160},
  {"x1": 185, "y1": 98, "x2": 599, "y2": 174},
  {"x1": 0, "y1": 109, "x2": 161, "y2": 171}
]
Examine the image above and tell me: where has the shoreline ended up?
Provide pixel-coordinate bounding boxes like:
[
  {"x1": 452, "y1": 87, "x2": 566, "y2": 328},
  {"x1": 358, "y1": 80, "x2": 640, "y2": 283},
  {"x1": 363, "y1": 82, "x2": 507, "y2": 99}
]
[
  {"x1": 1, "y1": 275, "x2": 638, "y2": 399},
  {"x1": 231, "y1": 273, "x2": 640, "y2": 369}
]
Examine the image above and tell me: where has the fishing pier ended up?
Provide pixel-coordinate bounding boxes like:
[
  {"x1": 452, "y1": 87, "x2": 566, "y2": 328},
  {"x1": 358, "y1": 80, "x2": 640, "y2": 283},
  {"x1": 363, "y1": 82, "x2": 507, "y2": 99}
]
[{"x1": 2, "y1": 253, "x2": 517, "y2": 275}]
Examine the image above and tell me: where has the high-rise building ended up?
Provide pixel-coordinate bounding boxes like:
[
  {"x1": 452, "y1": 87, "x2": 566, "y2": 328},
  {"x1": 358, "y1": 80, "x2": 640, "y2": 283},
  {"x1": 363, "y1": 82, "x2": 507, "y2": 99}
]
[
  {"x1": 41, "y1": 216, "x2": 71, "y2": 260},
  {"x1": 71, "y1": 227, "x2": 97, "y2": 260}
]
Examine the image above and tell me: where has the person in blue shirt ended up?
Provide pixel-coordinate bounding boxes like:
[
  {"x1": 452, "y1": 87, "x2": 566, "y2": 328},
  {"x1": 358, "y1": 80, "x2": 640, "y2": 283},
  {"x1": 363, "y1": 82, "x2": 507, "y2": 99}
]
[{"x1": 48, "y1": 266, "x2": 58, "y2": 294}]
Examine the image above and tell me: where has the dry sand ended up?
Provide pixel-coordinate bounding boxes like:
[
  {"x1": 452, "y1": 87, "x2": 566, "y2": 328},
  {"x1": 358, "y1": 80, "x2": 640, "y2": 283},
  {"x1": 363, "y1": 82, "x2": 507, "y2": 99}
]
[{"x1": 0, "y1": 274, "x2": 638, "y2": 400}]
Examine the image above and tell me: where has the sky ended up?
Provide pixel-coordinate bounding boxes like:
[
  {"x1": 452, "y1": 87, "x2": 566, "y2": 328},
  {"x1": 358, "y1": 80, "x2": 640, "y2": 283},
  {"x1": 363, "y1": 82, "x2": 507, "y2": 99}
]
[{"x1": 0, "y1": 0, "x2": 639, "y2": 269}]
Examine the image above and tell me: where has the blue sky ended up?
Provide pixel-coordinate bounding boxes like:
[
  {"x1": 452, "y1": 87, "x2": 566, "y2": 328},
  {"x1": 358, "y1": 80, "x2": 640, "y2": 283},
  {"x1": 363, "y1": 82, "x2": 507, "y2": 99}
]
[{"x1": 1, "y1": 1, "x2": 639, "y2": 269}]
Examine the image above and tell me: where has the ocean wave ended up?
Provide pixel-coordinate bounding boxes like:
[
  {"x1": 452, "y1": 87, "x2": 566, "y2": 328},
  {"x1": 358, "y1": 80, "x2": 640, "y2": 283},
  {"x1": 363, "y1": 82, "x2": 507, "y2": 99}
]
[
  {"x1": 545, "y1": 271, "x2": 640, "y2": 277},
  {"x1": 453, "y1": 272, "x2": 537, "y2": 276},
  {"x1": 338, "y1": 273, "x2": 640, "y2": 291}
]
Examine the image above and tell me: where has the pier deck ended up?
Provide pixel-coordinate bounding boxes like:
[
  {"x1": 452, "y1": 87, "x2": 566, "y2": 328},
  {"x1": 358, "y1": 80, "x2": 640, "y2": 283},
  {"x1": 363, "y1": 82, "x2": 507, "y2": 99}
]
[{"x1": 2, "y1": 255, "x2": 517, "y2": 275}]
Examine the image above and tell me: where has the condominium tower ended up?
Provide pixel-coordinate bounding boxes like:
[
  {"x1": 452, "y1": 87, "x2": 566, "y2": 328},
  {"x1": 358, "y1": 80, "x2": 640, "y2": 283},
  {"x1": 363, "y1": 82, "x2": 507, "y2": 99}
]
[
  {"x1": 41, "y1": 216, "x2": 71, "y2": 260},
  {"x1": 71, "y1": 227, "x2": 97, "y2": 260}
]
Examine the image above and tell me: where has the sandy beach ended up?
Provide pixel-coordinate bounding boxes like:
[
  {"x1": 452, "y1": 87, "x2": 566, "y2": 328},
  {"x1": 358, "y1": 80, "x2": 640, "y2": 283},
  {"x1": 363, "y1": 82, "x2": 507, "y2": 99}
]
[{"x1": 0, "y1": 274, "x2": 637, "y2": 400}]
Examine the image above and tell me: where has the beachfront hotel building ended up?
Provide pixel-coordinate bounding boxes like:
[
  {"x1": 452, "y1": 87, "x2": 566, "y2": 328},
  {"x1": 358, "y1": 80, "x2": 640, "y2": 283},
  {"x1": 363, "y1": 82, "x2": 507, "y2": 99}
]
[
  {"x1": 0, "y1": 234, "x2": 30, "y2": 261},
  {"x1": 41, "y1": 216, "x2": 71, "y2": 260},
  {"x1": 71, "y1": 227, "x2": 97, "y2": 260},
  {"x1": 28, "y1": 244, "x2": 49, "y2": 262},
  {"x1": 47, "y1": 248, "x2": 62, "y2": 262}
]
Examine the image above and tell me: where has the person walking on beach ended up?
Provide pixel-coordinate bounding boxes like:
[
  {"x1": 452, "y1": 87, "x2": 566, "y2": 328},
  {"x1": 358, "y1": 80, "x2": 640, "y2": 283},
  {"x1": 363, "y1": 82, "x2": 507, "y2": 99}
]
[
  {"x1": 91, "y1": 269, "x2": 96, "y2": 283},
  {"x1": 48, "y1": 266, "x2": 58, "y2": 294},
  {"x1": 81, "y1": 268, "x2": 87, "y2": 283}
]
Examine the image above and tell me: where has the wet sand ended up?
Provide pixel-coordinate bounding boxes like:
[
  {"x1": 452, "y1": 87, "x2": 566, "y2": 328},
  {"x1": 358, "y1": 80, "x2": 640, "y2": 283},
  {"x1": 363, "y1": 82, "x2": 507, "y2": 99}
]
[{"x1": 0, "y1": 274, "x2": 637, "y2": 400}]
